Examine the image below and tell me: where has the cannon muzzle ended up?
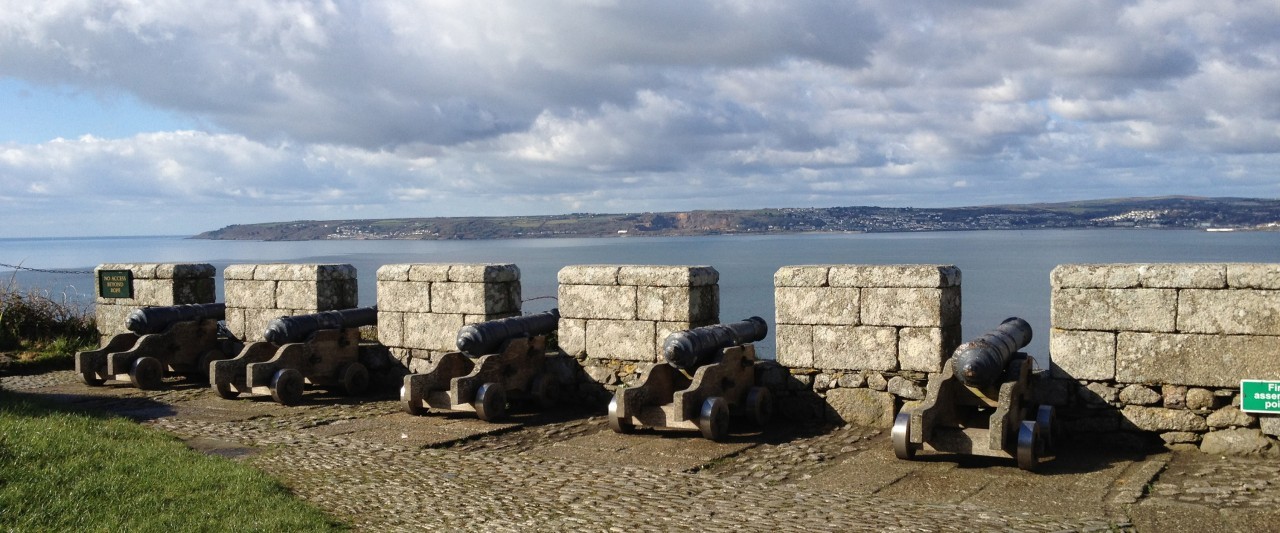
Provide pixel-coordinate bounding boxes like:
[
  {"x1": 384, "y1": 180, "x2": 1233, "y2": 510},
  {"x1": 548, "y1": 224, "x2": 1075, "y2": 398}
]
[
  {"x1": 456, "y1": 309, "x2": 560, "y2": 357},
  {"x1": 126, "y1": 303, "x2": 226, "y2": 335},
  {"x1": 952, "y1": 317, "x2": 1033, "y2": 388},
  {"x1": 662, "y1": 316, "x2": 768, "y2": 370},
  {"x1": 264, "y1": 306, "x2": 378, "y2": 345}
]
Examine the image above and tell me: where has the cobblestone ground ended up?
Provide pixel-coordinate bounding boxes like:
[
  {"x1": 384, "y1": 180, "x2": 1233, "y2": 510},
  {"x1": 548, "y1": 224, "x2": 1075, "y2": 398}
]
[
  {"x1": 1147, "y1": 453, "x2": 1280, "y2": 508},
  {"x1": 7, "y1": 370, "x2": 1280, "y2": 531}
]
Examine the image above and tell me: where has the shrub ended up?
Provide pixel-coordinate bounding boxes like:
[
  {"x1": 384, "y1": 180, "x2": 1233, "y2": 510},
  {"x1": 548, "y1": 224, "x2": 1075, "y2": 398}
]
[{"x1": 0, "y1": 278, "x2": 97, "y2": 365}]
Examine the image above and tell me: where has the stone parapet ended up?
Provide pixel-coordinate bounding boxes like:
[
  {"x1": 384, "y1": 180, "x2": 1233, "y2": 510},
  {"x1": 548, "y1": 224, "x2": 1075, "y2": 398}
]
[
  {"x1": 775, "y1": 265, "x2": 961, "y2": 373},
  {"x1": 1050, "y1": 263, "x2": 1280, "y2": 454},
  {"x1": 558, "y1": 265, "x2": 719, "y2": 363},
  {"x1": 376, "y1": 263, "x2": 521, "y2": 373},
  {"x1": 772, "y1": 264, "x2": 961, "y2": 425},
  {"x1": 223, "y1": 263, "x2": 358, "y2": 341},
  {"x1": 93, "y1": 263, "x2": 216, "y2": 338}
]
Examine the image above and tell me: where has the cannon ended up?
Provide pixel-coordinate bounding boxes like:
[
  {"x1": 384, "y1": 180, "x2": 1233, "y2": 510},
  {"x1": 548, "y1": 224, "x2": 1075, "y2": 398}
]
[
  {"x1": 607, "y1": 317, "x2": 773, "y2": 442},
  {"x1": 402, "y1": 309, "x2": 564, "y2": 422},
  {"x1": 663, "y1": 316, "x2": 768, "y2": 370},
  {"x1": 210, "y1": 306, "x2": 378, "y2": 405},
  {"x1": 126, "y1": 303, "x2": 227, "y2": 335},
  {"x1": 952, "y1": 317, "x2": 1034, "y2": 388},
  {"x1": 264, "y1": 306, "x2": 379, "y2": 345},
  {"x1": 456, "y1": 310, "x2": 560, "y2": 357},
  {"x1": 75, "y1": 303, "x2": 240, "y2": 390},
  {"x1": 891, "y1": 317, "x2": 1056, "y2": 471}
]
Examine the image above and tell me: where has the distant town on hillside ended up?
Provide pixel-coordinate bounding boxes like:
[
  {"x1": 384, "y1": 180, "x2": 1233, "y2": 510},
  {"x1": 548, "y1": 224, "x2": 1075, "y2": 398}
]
[{"x1": 194, "y1": 196, "x2": 1280, "y2": 241}]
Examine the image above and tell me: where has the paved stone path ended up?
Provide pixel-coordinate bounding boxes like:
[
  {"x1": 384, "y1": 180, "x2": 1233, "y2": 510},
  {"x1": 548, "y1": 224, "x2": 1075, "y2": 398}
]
[{"x1": 6, "y1": 370, "x2": 1280, "y2": 531}]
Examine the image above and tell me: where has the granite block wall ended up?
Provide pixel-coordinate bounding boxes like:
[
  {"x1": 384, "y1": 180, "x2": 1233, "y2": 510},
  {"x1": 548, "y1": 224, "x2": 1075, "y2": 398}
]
[
  {"x1": 1049, "y1": 263, "x2": 1280, "y2": 453},
  {"x1": 223, "y1": 263, "x2": 358, "y2": 342},
  {"x1": 376, "y1": 263, "x2": 521, "y2": 373},
  {"x1": 771, "y1": 264, "x2": 962, "y2": 427},
  {"x1": 93, "y1": 263, "x2": 216, "y2": 339},
  {"x1": 560, "y1": 265, "x2": 719, "y2": 400}
]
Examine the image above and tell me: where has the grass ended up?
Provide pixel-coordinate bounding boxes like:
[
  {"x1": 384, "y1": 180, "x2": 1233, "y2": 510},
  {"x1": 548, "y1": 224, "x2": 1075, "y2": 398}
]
[
  {"x1": 0, "y1": 389, "x2": 344, "y2": 531},
  {"x1": 0, "y1": 277, "x2": 98, "y2": 372}
]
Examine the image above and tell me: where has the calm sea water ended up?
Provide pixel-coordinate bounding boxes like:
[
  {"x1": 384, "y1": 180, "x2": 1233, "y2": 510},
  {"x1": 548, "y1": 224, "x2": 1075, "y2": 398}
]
[{"x1": 4, "y1": 229, "x2": 1279, "y2": 361}]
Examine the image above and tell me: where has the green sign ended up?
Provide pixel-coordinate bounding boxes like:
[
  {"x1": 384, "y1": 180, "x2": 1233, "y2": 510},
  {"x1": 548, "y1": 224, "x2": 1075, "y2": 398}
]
[
  {"x1": 1240, "y1": 380, "x2": 1280, "y2": 414},
  {"x1": 98, "y1": 270, "x2": 133, "y2": 299}
]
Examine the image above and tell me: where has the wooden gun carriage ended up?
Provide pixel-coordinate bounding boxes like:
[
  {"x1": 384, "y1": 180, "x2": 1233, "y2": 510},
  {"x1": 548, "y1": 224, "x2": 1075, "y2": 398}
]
[
  {"x1": 606, "y1": 317, "x2": 773, "y2": 441},
  {"x1": 75, "y1": 303, "x2": 239, "y2": 390},
  {"x1": 210, "y1": 306, "x2": 377, "y2": 405},
  {"x1": 401, "y1": 309, "x2": 563, "y2": 422},
  {"x1": 892, "y1": 317, "x2": 1056, "y2": 471}
]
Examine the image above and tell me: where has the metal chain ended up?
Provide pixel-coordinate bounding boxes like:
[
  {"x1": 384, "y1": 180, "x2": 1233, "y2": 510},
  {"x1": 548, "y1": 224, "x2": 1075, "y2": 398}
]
[{"x1": 0, "y1": 262, "x2": 95, "y2": 275}]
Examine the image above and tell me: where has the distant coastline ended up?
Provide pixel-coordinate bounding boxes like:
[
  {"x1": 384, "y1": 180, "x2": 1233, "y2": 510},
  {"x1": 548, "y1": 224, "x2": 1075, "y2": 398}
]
[{"x1": 192, "y1": 196, "x2": 1280, "y2": 241}]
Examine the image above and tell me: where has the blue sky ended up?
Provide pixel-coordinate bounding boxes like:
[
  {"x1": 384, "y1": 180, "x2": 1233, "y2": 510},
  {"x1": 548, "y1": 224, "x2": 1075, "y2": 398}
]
[{"x1": 1, "y1": 0, "x2": 1278, "y2": 237}]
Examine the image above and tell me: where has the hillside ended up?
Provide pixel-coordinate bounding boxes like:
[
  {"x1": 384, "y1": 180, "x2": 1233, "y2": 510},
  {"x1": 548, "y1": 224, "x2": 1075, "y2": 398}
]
[{"x1": 193, "y1": 196, "x2": 1280, "y2": 241}]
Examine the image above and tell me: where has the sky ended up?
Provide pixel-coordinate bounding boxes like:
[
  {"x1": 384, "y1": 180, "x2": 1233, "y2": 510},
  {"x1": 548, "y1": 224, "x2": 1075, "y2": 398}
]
[{"x1": 1, "y1": 0, "x2": 1278, "y2": 238}]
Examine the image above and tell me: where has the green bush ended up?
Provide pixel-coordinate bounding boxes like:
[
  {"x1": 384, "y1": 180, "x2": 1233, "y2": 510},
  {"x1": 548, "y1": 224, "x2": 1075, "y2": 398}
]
[{"x1": 0, "y1": 279, "x2": 97, "y2": 366}]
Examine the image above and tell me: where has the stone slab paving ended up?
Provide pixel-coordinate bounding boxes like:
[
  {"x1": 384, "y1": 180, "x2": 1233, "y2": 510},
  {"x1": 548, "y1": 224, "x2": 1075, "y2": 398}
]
[
  {"x1": 532, "y1": 430, "x2": 757, "y2": 472},
  {"x1": 7, "y1": 370, "x2": 1280, "y2": 531},
  {"x1": 1129, "y1": 451, "x2": 1280, "y2": 532},
  {"x1": 306, "y1": 413, "x2": 521, "y2": 448}
]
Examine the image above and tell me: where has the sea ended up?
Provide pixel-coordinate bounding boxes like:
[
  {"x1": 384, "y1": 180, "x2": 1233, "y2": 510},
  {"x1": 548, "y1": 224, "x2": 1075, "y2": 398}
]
[{"x1": 3, "y1": 229, "x2": 1278, "y2": 363}]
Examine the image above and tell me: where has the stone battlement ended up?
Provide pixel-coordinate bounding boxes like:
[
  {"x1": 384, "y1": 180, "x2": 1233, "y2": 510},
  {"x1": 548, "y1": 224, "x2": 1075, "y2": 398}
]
[
  {"x1": 93, "y1": 263, "x2": 216, "y2": 338},
  {"x1": 1048, "y1": 263, "x2": 1280, "y2": 453},
  {"x1": 90, "y1": 259, "x2": 1280, "y2": 453}
]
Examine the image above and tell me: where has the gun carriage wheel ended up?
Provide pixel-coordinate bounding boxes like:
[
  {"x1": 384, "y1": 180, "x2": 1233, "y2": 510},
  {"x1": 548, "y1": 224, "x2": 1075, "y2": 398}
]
[
  {"x1": 529, "y1": 373, "x2": 557, "y2": 410},
  {"x1": 270, "y1": 368, "x2": 305, "y2": 406},
  {"x1": 1017, "y1": 421, "x2": 1041, "y2": 471},
  {"x1": 474, "y1": 382, "x2": 508, "y2": 422},
  {"x1": 339, "y1": 362, "x2": 370, "y2": 396},
  {"x1": 129, "y1": 356, "x2": 164, "y2": 390},
  {"x1": 402, "y1": 383, "x2": 426, "y2": 416},
  {"x1": 744, "y1": 386, "x2": 774, "y2": 427},
  {"x1": 1035, "y1": 405, "x2": 1056, "y2": 455},
  {"x1": 198, "y1": 349, "x2": 223, "y2": 379},
  {"x1": 698, "y1": 396, "x2": 730, "y2": 442},
  {"x1": 891, "y1": 411, "x2": 917, "y2": 460},
  {"x1": 215, "y1": 382, "x2": 240, "y2": 399},
  {"x1": 606, "y1": 397, "x2": 635, "y2": 433}
]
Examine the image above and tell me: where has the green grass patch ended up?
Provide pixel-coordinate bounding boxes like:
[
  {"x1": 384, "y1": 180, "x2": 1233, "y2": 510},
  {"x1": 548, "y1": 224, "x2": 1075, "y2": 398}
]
[{"x1": 0, "y1": 389, "x2": 344, "y2": 531}]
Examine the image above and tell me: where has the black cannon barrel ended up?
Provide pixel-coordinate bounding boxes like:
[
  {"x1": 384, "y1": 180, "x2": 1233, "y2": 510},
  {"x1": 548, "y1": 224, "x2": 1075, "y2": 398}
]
[
  {"x1": 126, "y1": 303, "x2": 226, "y2": 335},
  {"x1": 952, "y1": 317, "x2": 1033, "y2": 388},
  {"x1": 662, "y1": 316, "x2": 768, "y2": 370},
  {"x1": 456, "y1": 309, "x2": 560, "y2": 356},
  {"x1": 264, "y1": 306, "x2": 378, "y2": 345}
]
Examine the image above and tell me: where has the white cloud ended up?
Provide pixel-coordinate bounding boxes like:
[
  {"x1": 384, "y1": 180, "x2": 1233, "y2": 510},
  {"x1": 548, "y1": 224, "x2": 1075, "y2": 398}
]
[{"x1": 0, "y1": 0, "x2": 1276, "y2": 236}]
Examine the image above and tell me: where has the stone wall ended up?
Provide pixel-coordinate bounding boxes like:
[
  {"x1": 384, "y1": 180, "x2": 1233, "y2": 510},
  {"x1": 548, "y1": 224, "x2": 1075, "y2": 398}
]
[
  {"x1": 558, "y1": 265, "x2": 719, "y2": 401},
  {"x1": 770, "y1": 264, "x2": 962, "y2": 427},
  {"x1": 93, "y1": 263, "x2": 216, "y2": 339},
  {"x1": 223, "y1": 264, "x2": 359, "y2": 342},
  {"x1": 1050, "y1": 263, "x2": 1280, "y2": 453},
  {"x1": 375, "y1": 263, "x2": 521, "y2": 373}
]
